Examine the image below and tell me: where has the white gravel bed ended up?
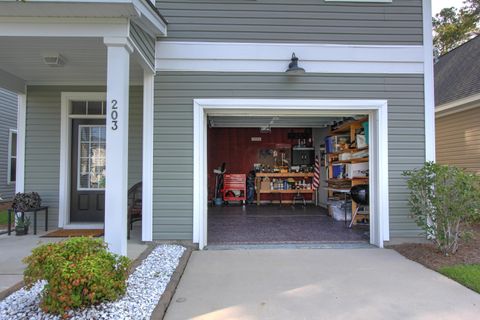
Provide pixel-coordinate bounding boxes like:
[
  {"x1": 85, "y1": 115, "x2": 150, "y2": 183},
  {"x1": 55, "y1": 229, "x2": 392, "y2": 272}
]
[{"x1": 0, "y1": 244, "x2": 186, "y2": 320}]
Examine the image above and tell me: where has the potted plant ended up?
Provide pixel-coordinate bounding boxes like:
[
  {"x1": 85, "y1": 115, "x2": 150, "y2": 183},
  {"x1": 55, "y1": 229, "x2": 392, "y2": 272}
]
[
  {"x1": 12, "y1": 192, "x2": 42, "y2": 213},
  {"x1": 15, "y1": 212, "x2": 31, "y2": 236}
]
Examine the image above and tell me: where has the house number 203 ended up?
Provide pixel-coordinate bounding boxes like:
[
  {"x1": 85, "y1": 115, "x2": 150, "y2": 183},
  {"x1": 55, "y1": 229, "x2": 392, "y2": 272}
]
[{"x1": 111, "y1": 99, "x2": 119, "y2": 130}]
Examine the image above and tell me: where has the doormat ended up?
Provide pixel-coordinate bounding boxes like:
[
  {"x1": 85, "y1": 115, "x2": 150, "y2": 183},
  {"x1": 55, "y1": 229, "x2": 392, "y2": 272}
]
[{"x1": 41, "y1": 229, "x2": 104, "y2": 238}]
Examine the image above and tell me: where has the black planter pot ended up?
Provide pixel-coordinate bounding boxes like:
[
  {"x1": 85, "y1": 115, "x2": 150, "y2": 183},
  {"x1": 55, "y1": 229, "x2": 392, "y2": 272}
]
[{"x1": 15, "y1": 226, "x2": 29, "y2": 236}]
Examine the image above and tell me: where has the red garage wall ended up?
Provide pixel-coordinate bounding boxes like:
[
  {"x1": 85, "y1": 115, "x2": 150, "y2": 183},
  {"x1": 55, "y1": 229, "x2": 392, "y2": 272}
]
[{"x1": 207, "y1": 127, "x2": 311, "y2": 201}]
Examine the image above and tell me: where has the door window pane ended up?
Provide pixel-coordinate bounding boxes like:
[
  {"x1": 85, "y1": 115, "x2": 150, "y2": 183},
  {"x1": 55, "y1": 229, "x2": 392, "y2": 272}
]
[
  {"x1": 87, "y1": 101, "x2": 103, "y2": 115},
  {"x1": 78, "y1": 125, "x2": 106, "y2": 190},
  {"x1": 71, "y1": 101, "x2": 87, "y2": 115}
]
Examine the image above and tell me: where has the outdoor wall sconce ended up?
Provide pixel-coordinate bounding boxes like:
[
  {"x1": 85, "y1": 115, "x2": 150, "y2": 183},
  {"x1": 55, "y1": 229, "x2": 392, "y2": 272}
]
[{"x1": 285, "y1": 53, "x2": 305, "y2": 74}]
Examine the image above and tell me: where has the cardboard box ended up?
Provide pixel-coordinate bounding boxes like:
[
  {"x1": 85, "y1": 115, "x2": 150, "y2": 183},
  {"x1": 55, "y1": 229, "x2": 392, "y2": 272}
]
[
  {"x1": 346, "y1": 162, "x2": 369, "y2": 178},
  {"x1": 260, "y1": 178, "x2": 271, "y2": 191}
]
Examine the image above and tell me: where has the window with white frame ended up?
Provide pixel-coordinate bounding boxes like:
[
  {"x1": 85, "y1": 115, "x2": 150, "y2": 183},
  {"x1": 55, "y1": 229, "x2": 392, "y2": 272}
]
[{"x1": 8, "y1": 129, "x2": 17, "y2": 184}]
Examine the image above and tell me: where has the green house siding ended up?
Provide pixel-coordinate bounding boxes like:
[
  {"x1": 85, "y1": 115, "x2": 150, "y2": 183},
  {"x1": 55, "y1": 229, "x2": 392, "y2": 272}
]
[
  {"x1": 152, "y1": 72, "x2": 424, "y2": 241},
  {"x1": 24, "y1": 86, "x2": 143, "y2": 229},
  {"x1": 156, "y1": 0, "x2": 423, "y2": 45}
]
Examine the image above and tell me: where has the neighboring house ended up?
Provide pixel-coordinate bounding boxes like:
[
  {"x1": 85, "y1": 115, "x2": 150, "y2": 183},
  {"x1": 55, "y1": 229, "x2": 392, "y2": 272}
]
[
  {"x1": 0, "y1": 87, "x2": 17, "y2": 202},
  {"x1": 435, "y1": 36, "x2": 480, "y2": 174},
  {"x1": 0, "y1": 0, "x2": 435, "y2": 255}
]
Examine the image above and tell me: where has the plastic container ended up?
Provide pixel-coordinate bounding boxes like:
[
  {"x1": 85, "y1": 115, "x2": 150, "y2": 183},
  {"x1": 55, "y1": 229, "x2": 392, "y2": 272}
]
[{"x1": 362, "y1": 121, "x2": 369, "y2": 143}]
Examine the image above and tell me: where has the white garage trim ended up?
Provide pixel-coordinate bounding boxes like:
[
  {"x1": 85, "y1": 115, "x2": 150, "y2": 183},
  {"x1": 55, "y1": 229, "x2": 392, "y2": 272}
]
[{"x1": 193, "y1": 99, "x2": 390, "y2": 249}]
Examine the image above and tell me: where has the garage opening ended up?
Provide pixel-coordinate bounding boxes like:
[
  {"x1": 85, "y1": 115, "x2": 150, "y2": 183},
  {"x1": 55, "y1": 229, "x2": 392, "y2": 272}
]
[
  {"x1": 206, "y1": 114, "x2": 371, "y2": 246},
  {"x1": 193, "y1": 99, "x2": 389, "y2": 249}
]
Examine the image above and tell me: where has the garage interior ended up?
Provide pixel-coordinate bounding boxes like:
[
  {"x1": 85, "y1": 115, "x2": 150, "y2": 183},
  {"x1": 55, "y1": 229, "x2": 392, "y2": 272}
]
[{"x1": 207, "y1": 114, "x2": 371, "y2": 245}]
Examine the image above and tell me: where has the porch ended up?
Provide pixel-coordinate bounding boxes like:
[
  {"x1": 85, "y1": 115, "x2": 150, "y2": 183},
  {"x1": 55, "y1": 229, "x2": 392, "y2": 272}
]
[{"x1": 0, "y1": 0, "x2": 166, "y2": 255}]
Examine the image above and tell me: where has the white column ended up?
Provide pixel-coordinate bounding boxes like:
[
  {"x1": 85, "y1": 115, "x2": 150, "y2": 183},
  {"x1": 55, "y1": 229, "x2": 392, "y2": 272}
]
[
  {"x1": 15, "y1": 92, "x2": 26, "y2": 194},
  {"x1": 104, "y1": 38, "x2": 133, "y2": 256},
  {"x1": 142, "y1": 71, "x2": 154, "y2": 242},
  {"x1": 423, "y1": 0, "x2": 435, "y2": 162}
]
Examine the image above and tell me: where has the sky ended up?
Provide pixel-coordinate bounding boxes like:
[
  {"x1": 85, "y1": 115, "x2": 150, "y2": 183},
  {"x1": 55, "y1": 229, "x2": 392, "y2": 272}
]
[{"x1": 432, "y1": 0, "x2": 464, "y2": 16}]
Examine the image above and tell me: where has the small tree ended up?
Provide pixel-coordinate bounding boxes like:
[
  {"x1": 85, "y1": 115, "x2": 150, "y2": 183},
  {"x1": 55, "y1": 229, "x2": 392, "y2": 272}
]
[{"x1": 403, "y1": 162, "x2": 480, "y2": 255}]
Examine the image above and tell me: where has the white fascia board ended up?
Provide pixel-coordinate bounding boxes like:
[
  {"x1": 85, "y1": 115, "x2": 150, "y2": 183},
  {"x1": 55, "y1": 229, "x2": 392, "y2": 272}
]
[
  {"x1": 435, "y1": 93, "x2": 480, "y2": 118},
  {"x1": 156, "y1": 42, "x2": 424, "y2": 74},
  {"x1": 132, "y1": 0, "x2": 167, "y2": 37},
  {"x1": 423, "y1": 0, "x2": 435, "y2": 162},
  {"x1": 0, "y1": 69, "x2": 26, "y2": 94},
  {"x1": 0, "y1": 0, "x2": 166, "y2": 36},
  {"x1": 0, "y1": 17, "x2": 129, "y2": 38},
  {"x1": 326, "y1": 0, "x2": 391, "y2": 2}
]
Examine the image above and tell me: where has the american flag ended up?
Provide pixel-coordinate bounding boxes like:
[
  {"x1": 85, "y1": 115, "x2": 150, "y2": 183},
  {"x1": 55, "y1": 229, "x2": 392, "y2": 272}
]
[{"x1": 313, "y1": 156, "x2": 320, "y2": 190}]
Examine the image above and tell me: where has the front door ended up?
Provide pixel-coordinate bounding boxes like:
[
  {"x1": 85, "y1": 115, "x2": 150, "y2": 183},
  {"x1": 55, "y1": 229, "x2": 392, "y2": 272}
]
[{"x1": 70, "y1": 119, "x2": 106, "y2": 222}]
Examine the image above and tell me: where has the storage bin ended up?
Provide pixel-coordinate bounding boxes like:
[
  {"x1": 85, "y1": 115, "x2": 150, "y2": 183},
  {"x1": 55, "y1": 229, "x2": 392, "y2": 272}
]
[
  {"x1": 356, "y1": 134, "x2": 367, "y2": 149},
  {"x1": 332, "y1": 164, "x2": 345, "y2": 179},
  {"x1": 328, "y1": 200, "x2": 352, "y2": 221},
  {"x1": 339, "y1": 153, "x2": 351, "y2": 161},
  {"x1": 325, "y1": 135, "x2": 349, "y2": 153},
  {"x1": 346, "y1": 162, "x2": 369, "y2": 178},
  {"x1": 362, "y1": 121, "x2": 369, "y2": 143}
]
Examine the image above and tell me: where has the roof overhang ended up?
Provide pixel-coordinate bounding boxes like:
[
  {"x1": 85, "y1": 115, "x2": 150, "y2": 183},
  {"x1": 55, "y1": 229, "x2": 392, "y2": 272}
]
[
  {"x1": 0, "y1": 0, "x2": 167, "y2": 37},
  {"x1": 435, "y1": 93, "x2": 480, "y2": 118}
]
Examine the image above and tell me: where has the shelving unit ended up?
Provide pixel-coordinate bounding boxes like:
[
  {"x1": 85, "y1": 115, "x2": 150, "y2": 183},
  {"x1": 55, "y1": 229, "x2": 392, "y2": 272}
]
[{"x1": 326, "y1": 117, "x2": 369, "y2": 225}]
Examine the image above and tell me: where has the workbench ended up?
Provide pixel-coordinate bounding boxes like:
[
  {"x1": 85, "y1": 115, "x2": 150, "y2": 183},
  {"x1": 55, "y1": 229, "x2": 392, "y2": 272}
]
[{"x1": 255, "y1": 172, "x2": 315, "y2": 205}]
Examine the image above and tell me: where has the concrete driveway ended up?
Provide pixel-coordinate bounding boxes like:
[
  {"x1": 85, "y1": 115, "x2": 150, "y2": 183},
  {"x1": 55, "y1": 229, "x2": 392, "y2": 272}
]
[{"x1": 165, "y1": 249, "x2": 480, "y2": 320}]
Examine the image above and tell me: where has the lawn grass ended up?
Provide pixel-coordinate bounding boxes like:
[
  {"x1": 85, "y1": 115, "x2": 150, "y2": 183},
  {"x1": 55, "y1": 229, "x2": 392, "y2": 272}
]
[
  {"x1": 440, "y1": 264, "x2": 480, "y2": 293},
  {"x1": 0, "y1": 210, "x2": 8, "y2": 225}
]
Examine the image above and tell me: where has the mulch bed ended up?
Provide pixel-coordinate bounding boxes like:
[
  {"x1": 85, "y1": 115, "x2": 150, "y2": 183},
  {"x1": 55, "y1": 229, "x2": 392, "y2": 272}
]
[
  {"x1": 41, "y1": 229, "x2": 104, "y2": 238},
  {"x1": 390, "y1": 224, "x2": 480, "y2": 271}
]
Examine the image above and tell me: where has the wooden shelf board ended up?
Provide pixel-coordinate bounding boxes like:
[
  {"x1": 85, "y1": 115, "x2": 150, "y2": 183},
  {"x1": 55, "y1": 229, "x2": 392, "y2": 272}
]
[
  {"x1": 330, "y1": 117, "x2": 368, "y2": 134},
  {"x1": 259, "y1": 190, "x2": 315, "y2": 194},
  {"x1": 332, "y1": 157, "x2": 369, "y2": 164},
  {"x1": 328, "y1": 178, "x2": 369, "y2": 182},
  {"x1": 327, "y1": 147, "x2": 369, "y2": 156},
  {"x1": 256, "y1": 172, "x2": 314, "y2": 178}
]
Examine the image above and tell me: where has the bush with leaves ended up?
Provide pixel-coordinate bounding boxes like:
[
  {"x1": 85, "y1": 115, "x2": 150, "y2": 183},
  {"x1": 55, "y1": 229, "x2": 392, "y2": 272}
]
[
  {"x1": 403, "y1": 162, "x2": 480, "y2": 256},
  {"x1": 23, "y1": 237, "x2": 130, "y2": 315}
]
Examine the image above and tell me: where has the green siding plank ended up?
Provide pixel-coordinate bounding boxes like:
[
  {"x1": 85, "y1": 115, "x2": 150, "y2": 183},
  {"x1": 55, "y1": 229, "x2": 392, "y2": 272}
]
[{"x1": 156, "y1": 0, "x2": 423, "y2": 45}]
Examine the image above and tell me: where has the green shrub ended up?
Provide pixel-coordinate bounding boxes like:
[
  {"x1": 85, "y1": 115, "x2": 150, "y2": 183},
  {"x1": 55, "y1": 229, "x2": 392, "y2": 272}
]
[
  {"x1": 23, "y1": 237, "x2": 130, "y2": 315},
  {"x1": 403, "y1": 162, "x2": 480, "y2": 255}
]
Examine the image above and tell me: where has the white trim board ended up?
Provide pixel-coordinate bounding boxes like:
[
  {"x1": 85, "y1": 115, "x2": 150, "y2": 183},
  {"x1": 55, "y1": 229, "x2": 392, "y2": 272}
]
[
  {"x1": 15, "y1": 93, "x2": 26, "y2": 194},
  {"x1": 142, "y1": 71, "x2": 155, "y2": 242},
  {"x1": 156, "y1": 42, "x2": 424, "y2": 74},
  {"x1": 193, "y1": 99, "x2": 390, "y2": 250},
  {"x1": 423, "y1": 0, "x2": 435, "y2": 162},
  {"x1": 7, "y1": 129, "x2": 17, "y2": 185},
  {"x1": 435, "y1": 93, "x2": 480, "y2": 118},
  {"x1": 0, "y1": 17, "x2": 130, "y2": 38}
]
